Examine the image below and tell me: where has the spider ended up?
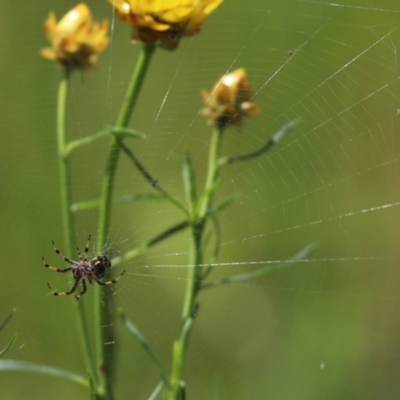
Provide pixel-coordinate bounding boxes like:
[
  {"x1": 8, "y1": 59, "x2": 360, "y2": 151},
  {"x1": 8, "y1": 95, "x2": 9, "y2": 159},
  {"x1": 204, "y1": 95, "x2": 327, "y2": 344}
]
[{"x1": 42, "y1": 235, "x2": 125, "y2": 300}]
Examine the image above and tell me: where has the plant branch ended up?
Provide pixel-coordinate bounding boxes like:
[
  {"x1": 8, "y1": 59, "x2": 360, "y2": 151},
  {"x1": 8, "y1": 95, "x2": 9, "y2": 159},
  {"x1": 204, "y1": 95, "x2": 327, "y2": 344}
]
[
  {"x1": 64, "y1": 127, "x2": 146, "y2": 157},
  {"x1": 112, "y1": 220, "x2": 189, "y2": 267},
  {"x1": 57, "y1": 72, "x2": 97, "y2": 389},
  {"x1": 119, "y1": 140, "x2": 187, "y2": 216},
  {"x1": 169, "y1": 128, "x2": 223, "y2": 399},
  {"x1": 0, "y1": 360, "x2": 89, "y2": 387},
  {"x1": 94, "y1": 44, "x2": 155, "y2": 398},
  {"x1": 148, "y1": 381, "x2": 165, "y2": 400},
  {"x1": 0, "y1": 309, "x2": 16, "y2": 333},
  {"x1": 197, "y1": 128, "x2": 223, "y2": 219},
  {"x1": 0, "y1": 334, "x2": 17, "y2": 358},
  {"x1": 218, "y1": 120, "x2": 298, "y2": 166}
]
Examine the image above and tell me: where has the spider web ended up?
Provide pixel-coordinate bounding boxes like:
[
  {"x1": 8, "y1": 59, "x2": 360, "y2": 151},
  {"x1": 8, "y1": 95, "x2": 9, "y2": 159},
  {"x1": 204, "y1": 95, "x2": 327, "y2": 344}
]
[{"x1": 1, "y1": 0, "x2": 400, "y2": 399}]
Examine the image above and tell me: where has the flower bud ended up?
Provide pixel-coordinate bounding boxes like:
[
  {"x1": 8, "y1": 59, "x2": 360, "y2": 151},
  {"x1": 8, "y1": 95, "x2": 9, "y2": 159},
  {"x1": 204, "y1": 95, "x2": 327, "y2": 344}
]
[
  {"x1": 201, "y1": 68, "x2": 260, "y2": 129},
  {"x1": 41, "y1": 3, "x2": 109, "y2": 71}
]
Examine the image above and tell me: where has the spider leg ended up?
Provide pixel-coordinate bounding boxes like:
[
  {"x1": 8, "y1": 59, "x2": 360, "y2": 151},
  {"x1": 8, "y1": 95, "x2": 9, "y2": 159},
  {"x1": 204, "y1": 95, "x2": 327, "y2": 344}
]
[
  {"x1": 51, "y1": 240, "x2": 73, "y2": 264},
  {"x1": 94, "y1": 270, "x2": 126, "y2": 286},
  {"x1": 75, "y1": 279, "x2": 87, "y2": 300},
  {"x1": 51, "y1": 278, "x2": 81, "y2": 297},
  {"x1": 42, "y1": 256, "x2": 72, "y2": 273},
  {"x1": 83, "y1": 234, "x2": 91, "y2": 262},
  {"x1": 76, "y1": 247, "x2": 83, "y2": 261}
]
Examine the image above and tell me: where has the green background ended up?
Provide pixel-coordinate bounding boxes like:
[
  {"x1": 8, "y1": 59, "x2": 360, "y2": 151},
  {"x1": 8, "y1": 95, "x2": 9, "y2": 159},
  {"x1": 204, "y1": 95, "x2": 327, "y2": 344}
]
[{"x1": 1, "y1": 0, "x2": 400, "y2": 399}]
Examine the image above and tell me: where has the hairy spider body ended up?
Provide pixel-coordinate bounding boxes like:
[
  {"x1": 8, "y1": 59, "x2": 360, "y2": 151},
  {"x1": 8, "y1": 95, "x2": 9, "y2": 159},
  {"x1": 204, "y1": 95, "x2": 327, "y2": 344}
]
[{"x1": 42, "y1": 235, "x2": 125, "y2": 300}]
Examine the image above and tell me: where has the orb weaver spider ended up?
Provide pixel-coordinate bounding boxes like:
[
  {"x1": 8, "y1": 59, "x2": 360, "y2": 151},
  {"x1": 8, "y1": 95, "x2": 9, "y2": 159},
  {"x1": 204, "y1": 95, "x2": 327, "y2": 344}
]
[{"x1": 42, "y1": 235, "x2": 125, "y2": 300}]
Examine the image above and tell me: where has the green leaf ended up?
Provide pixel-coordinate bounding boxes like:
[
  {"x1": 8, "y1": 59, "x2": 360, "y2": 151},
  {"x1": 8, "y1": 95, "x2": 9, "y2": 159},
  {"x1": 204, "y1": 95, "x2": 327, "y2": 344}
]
[
  {"x1": 70, "y1": 199, "x2": 100, "y2": 212},
  {"x1": 0, "y1": 360, "x2": 89, "y2": 387},
  {"x1": 182, "y1": 152, "x2": 197, "y2": 217},
  {"x1": 119, "y1": 140, "x2": 187, "y2": 215},
  {"x1": 210, "y1": 195, "x2": 238, "y2": 215},
  {"x1": 0, "y1": 309, "x2": 16, "y2": 333},
  {"x1": 202, "y1": 213, "x2": 221, "y2": 281},
  {"x1": 118, "y1": 308, "x2": 169, "y2": 385},
  {"x1": 118, "y1": 193, "x2": 167, "y2": 203},
  {"x1": 147, "y1": 381, "x2": 164, "y2": 400},
  {"x1": 201, "y1": 242, "x2": 317, "y2": 290},
  {"x1": 109, "y1": 126, "x2": 147, "y2": 139},
  {"x1": 0, "y1": 333, "x2": 17, "y2": 358},
  {"x1": 219, "y1": 119, "x2": 299, "y2": 166},
  {"x1": 112, "y1": 220, "x2": 189, "y2": 267},
  {"x1": 64, "y1": 127, "x2": 147, "y2": 157}
]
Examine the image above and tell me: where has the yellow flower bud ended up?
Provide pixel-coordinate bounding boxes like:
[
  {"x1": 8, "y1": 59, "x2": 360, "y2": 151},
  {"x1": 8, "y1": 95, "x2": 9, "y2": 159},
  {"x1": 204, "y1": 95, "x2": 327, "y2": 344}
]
[
  {"x1": 201, "y1": 68, "x2": 260, "y2": 129},
  {"x1": 109, "y1": 0, "x2": 222, "y2": 48},
  {"x1": 40, "y1": 3, "x2": 109, "y2": 71}
]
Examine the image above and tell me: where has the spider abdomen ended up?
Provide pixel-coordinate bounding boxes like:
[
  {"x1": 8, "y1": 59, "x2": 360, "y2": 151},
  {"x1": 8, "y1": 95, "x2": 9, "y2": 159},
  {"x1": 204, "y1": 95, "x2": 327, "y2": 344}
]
[{"x1": 91, "y1": 255, "x2": 111, "y2": 279}]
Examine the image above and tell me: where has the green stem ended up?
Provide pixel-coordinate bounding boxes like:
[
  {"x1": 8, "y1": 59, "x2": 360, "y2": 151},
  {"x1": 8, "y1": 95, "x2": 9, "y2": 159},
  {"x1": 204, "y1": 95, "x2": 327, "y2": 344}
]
[
  {"x1": 169, "y1": 128, "x2": 223, "y2": 400},
  {"x1": 64, "y1": 127, "x2": 146, "y2": 157},
  {"x1": 198, "y1": 128, "x2": 223, "y2": 219},
  {"x1": 181, "y1": 226, "x2": 203, "y2": 320},
  {"x1": 94, "y1": 44, "x2": 155, "y2": 398},
  {"x1": 169, "y1": 227, "x2": 202, "y2": 400},
  {"x1": 57, "y1": 72, "x2": 97, "y2": 389},
  {"x1": 57, "y1": 74, "x2": 75, "y2": 254}
]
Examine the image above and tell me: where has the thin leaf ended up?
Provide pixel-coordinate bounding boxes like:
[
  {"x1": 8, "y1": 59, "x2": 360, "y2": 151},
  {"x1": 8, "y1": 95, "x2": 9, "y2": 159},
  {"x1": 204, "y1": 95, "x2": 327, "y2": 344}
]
[
  {"x1": 0, "y1": 309, "x2": 16, "y2": 333},
  {"x1": 147, "y1": 381, "x2": 164, "y2": 400},
  {"x1": 118, "y1": 193, "x2": 167, "y2": 203},
  {"x1": 219, "y1": 120, "x2": 299, "y2": 166},
  {"x1": 109, "y1": 126, "x2": 147, "y2": 139},
  {"x1": 0, "y1": 360, "x2": 89, "y2": 387},
  {"x1": 201, "y1": 242, "x2": 317, "y2": 290},
  {"x1": 119, "y1": 140, "x2": 187, "y2": 216},
  {"x1": 0, "y1": 334, "x2": 17, "y2": 358},
  {"x1": 182, "y1": 152, "x2": 197, "y2": 217},
  {"x1": 210, "y1": 195, "x2": 237, "y2": 215},
  {"x1": 202, "y1": 213, "x2": 221, "y2": 281},
  {"x1": 64, "y1": 127, "x2": 146, "y2": 157},
  {"x1": 71, "y1": 199, "x2": 100, "y2": 212},
  {"x1": 71, "y1": 191, "x2": 166, "y2": 212},
  {"x1": 196, "y1": 177, "x2": 221, "y2": 218},
  {"x1": 112, "y1": 221, "x2": 189, "y2": 267},
  {"x1": 118, "y1": 309, "x2": 169, "y2": 385}
]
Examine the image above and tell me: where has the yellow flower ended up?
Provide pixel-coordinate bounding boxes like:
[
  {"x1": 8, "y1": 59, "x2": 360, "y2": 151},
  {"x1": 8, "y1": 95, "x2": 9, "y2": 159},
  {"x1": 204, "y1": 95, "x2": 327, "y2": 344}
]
[
  {"x1": 41, "y1": 3, "x2": 109, "y2": 71},
  {"x1": 201, "y1": 68, "x2": 260, "y2": 129},
  {"x1": 109, "y1": 0, "x2": 222, "y2": 48}
]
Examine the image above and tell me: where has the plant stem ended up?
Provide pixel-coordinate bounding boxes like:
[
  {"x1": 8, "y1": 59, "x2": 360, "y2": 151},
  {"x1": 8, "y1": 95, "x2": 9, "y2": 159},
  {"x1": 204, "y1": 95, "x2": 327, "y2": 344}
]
[
  {"x1": 169, "y1": 128, "x2": 222, "y2": 400},
  {"x1": 57, "y1": 72, "x2": 97, "y2": 388},
  {"x1": 198, "y1": 128, "x2": 223, "y2": 219},
  {"x1": 169, "y1": 226, "x2": 202, "y2": 400},
  {"x1": 94, "y1": 44, "x2": 155, "y2": 398},
  {"x1": 57, "y1": 73, "x2": 75, "y2": 254}
]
